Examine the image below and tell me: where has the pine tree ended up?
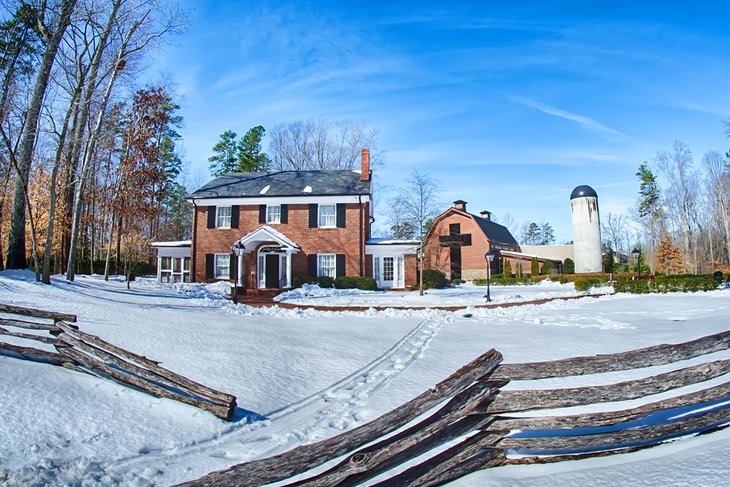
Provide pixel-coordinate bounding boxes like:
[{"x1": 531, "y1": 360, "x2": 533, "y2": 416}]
[
  {"x1": 539, "y1": 222, "x2": 555, "y2": 245},
  {"x1": 503, "y1": 259, "x2": 512, "y2": 278},
  {"x1": 637, "y1": 162, "x2": 660, "y2": 218},
  {"x1": 236, "y1": 125, "x2": 270, "y2": 172},
  {"x1": 655, "y1": 233, "x2": 684, "y2": 275},
  {"x1": 209, "y1": 130, "x2": 239, "y2": 176},
  {"x1": 531, "y1": 257, "x2": 539, "y2": 276}
]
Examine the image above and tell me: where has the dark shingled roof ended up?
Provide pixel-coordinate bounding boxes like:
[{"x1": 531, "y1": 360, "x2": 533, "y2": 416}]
[
  {"x1": 570, "y1": 185, "x2": 598, "y2": 200},
  {"x1": 472, "y1": 215, "x2": 519, "y2": 247},
  {"x1": 189, "y1": 170, "x2": 371, "y2": 199}
]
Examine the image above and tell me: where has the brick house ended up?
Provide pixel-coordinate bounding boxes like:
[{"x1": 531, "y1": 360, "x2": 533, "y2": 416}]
[
  {"x1": 423, "y1": 200, "x2": 560, "y2": 280},
  {"x1": 185, "y1": 149, "x2": 417, "y2": 290}
]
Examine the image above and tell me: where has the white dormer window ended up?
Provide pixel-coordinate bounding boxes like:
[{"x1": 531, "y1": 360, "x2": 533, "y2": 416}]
[
  {"x1": 318, "y1": 204, "x2": 336, "y2": 227},
  {"x1": 266, "y1": 205, "x2": 281, "y2": 224},
  {"x1": 217, "y1": 206, "x2": 231, "y2": 228}
]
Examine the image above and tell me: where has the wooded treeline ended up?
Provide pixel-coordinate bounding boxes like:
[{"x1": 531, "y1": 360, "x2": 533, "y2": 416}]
[
  {"x1": 605, "y1": 135, "x2": 730, "y2": 274},
  {"x1": 0, "y1": 0, "x2": 188, "y2": 283}
]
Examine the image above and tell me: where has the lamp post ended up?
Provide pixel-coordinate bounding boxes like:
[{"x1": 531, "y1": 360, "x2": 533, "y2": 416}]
[
  {"x1": 231, "y1": 241, "x2": 246, "y2": 304},
  {"x1": 484, "y1": 251, "x2": 494, "y2": 303},
  {"x1": 631, "y1": 247, "x2": 641, "y2": 279}
]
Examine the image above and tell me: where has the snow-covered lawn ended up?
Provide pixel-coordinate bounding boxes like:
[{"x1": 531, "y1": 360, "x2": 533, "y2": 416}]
[
  {"x1": 0, "y1": 271, "x2": 728, "y2": 486},
  {"x1": 274, "y1": 280, "x2": 612, "y2": 307}
]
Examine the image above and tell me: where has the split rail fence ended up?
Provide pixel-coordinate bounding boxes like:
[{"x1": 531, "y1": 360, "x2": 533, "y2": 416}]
[
  {"x1": 183, "y1": 329, "x2": 730, "y2": 486},
  {"x1": 0, "y1": 304, "x2": 237, "y2": 420}
]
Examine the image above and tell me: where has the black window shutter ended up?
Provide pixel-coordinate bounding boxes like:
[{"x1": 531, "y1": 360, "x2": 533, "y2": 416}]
[
  {"x1": 259, "y1": 205, "x2": 266, "y2": 224},
  {"x1": 207, "y1": 206, "x2": 216, "y2": 228},
  {"x1": 229, "y1": 254, "x2": 236, "y2": 279},
  {"x1": 231, "y1": 206, "x2": 239, "y2": 228},
  {"x1": 336, "y1": 254, "x2": 346, "y2": 277},
  {"x1": 308, "y1": 254, "x2": 317, "y2": 276},
  {"x1": 309, "y1": 204, "x2": 318, "y2": 228},
  {"x1": 205, "y1": 254, "x2": 214, "y2": 278},
  {"x1": 336, "y1": 203, "x2": 346, "y2": 228},
  {"x1": 281, "y1": 204, "x2": 288, "y2": 224}
]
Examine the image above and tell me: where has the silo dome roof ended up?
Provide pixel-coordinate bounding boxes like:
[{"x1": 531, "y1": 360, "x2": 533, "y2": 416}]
[{"x1": 570, "y1": 185, "x2": 598, "y2": 200}]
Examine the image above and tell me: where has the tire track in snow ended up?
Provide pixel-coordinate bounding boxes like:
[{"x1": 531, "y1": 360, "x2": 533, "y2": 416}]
[
  {"x1": 103, "y1": 317, "x2": 444, "y2": 484},
  {"x1": 264, "y1": 317, "x2": 443, "y2": 443}
]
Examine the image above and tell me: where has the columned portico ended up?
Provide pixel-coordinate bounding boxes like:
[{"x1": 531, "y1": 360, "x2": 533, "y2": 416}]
[{"x1": 234, "y1": 226, "x2": 301, "y2": 289}]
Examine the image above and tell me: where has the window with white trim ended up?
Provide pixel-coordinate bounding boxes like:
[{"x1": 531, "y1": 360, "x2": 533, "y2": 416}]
[
  {"x1": 317, "y1": 254, "x2": 336, "y2": 278},
  {"x1": 214, "y1": 254, "x2": 230, "y2": 279},
  {"x1": 266, "y1": 205, "x2": 281, "y2": 224},
  {"x1": 383, "y1": 257, "x2": 394, "y2": 281},
  {"x1": 216, "y1": 206, "x2": 232, "y2": 228},
  {"x1": 160, "y1": 257, "x2": 172, "y2": 283},
  {"x1": 318, "y1": 204, "x2": 336, "y2": 227}
]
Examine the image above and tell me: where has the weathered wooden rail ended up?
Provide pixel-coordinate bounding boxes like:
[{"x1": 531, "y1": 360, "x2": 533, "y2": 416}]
[
  {"x1": 182, "y1": 329, "x2": 730, "y2": 486},
  {"x1": 0, "y1": 304, "x2": 237, "y2": 420}
]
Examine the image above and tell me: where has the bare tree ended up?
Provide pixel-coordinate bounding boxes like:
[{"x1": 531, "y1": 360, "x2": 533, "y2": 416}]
[
  {"x1": 601, "y1": 212, "x2": 627, "y2": 262},
  {"x1": 269, "y1": 118, "x2": 381, "y2": 170},
  {"x1": 6, "y1": 0, "x2": 77, "y2": 270},
  {"x1": 390, "y1": 169, "x2": 442, "y2": 295},
  {"x1": 655, "y1": 140, "x2": 701, "y2": 273},
  {"x1": 702, "y1": 150, "x2": 730, "y2": 266}
]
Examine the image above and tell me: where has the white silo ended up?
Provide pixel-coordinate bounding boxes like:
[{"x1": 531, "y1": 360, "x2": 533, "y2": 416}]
[{"x1": 570, "y1": 185, "x2": 602, "y2": 273}]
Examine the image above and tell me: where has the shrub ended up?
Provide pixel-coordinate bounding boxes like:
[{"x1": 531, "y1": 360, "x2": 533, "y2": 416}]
[
  {"x1": 516, "y1": 262, "x2": 523, "y2": 278},
  {"x1": 541, "y1": 260, "x2": 554, "y2": 275},
  {"x1": 354, "y1": 276, "x2": 378, "y2": 290},
  {"x1": 334, "y1": 275, "x2": 378, "y2": 290},
  {"x1": 531, "y1": 257, "x2": 539, "y2": 276},
  {"x1": 316, "y1": 276, "x2": 335, "y2": 288},
  {"x1": 563, "y1": 258, "x2": 575, "y2": 274},
  {"x1": 452, "y1": 278, "x2": 465, "y2": 285},
  {"x1": 293, "y1": 276, "x2": 317, "y2": 288},
  {"x1": 574, "y1": 278, "x2": 607, "y2": 292},
  {"x1": 473, "y1": 277, "x2": 534, "y2": 286},
  {"x1": 420, "y1": 269, "x2": 447, "y2": 289},
  {"x1": 503, "y1": 260, "x2": 512, "y2": 278}
]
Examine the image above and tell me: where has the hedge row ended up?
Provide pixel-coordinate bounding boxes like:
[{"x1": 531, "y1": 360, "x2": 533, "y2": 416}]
[
  {"x1": 292, "y1": 275, "x2": 378, "y2": 290},
  {"x1": 614, "y1": 276, "x2": 718, "y2": 293}
]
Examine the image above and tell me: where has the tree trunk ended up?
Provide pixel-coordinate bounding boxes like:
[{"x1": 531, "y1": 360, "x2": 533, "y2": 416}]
[
  {"x1": 66, "y1": 0, "x2": 127, "y2": 281},
  {"x1": 6, "y1": 0, "x2": 77, "y2": 269}
]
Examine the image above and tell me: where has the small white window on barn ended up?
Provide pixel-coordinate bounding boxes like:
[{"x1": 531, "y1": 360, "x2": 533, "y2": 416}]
[{"x1": 216, "y1": 206, "x2": 232, "y2": 228}]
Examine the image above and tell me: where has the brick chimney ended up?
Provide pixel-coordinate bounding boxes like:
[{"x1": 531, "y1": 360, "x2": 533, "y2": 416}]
[
  {"x1": 360, "y1": 148, "x2": 370, "y2": 181},
  {"x1": 480, "y1": 210, "x2": 492, "y2": 221},
  {"x1": 453, "y1": 200, "x2": 467, "y2": 211}
]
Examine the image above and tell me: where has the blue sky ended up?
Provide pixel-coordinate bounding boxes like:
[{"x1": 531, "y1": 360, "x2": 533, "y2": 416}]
[{"x1": 151, "y1": 1, "x2": 730, "y2": 242}]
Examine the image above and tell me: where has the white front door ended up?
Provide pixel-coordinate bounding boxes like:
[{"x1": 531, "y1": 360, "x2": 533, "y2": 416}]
[{"x1": 374, "y1": 256, "x2": 404, "y2": 289}]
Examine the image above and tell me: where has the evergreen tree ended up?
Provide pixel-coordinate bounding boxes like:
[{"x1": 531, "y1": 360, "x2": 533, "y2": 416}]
[
  {"x1": 391, "y1": 221, "x2": 416, "y2": 239},
  {"x1": 516, "y1": 262, "x2": 523, "y2": 278},
  {"x1": 563, "y1": 258, "x2": 575, "y2": 274},
  {"x1": 603, "y1": 245, "x2": 615, "y2": 273},
  {"x1": 531, "y1": 257, "x2": 539, "y2": 276},
  {"x1": 539, "y1": 222, "x2": 555, "y2": 245},
  {"x1": 209, "y1": 130, "x2": 239, "y2": 176},
  {"x1": 541, "y1": 260, "x2": 554, "y2": 275},
  {"x1": 637, "y1": 162, "x2": 660, "y2": 218},
  {"x1": 503, "y1": 259, "x2": 512, "y2": 278},
  {"x1": 236, "y1": 125, "x2": 270, "y2": 172}
]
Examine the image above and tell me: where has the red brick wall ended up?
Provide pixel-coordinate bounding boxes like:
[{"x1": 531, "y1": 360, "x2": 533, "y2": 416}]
[
  {"x1": 192, "y1": 202, "x2": 370, "y2": 283},
  {"x1": 404, "y1": 254, "x2": 417, "y2": 288},
  {"x1": 424, "y1": 213, "x2": 492, "y2": 277}
]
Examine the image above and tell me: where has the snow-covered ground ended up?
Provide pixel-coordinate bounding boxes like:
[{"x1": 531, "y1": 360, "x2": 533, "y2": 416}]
[
  {"x1": 274, "y1": 280, "x2": 613, "y2": 307},
  {"x1": 0, "y1": 271, "x2": 728, "y2": 486}
]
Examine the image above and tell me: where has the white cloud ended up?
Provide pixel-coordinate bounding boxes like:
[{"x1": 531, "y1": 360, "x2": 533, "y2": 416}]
[{"x1": 510, "y1": 96, "x2": 632, "y2": 140}]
